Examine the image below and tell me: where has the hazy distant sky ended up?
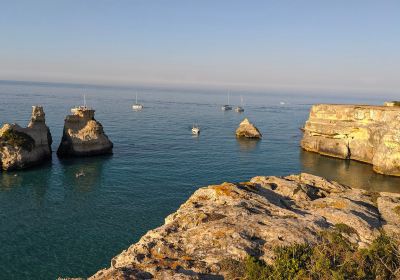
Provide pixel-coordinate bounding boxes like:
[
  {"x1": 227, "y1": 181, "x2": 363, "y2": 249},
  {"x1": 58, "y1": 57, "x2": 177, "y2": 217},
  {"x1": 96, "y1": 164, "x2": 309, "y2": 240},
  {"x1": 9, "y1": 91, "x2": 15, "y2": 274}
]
[{"x1": 1, "y1": 0, "x2": 399, "y2": 93}]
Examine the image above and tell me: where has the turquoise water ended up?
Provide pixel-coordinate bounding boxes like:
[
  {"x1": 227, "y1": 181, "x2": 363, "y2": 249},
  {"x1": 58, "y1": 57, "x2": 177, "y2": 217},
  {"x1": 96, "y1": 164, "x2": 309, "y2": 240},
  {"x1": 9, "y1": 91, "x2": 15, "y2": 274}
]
[{"x1": 0, "y1": 81, "x2": 399, "y2": 279}]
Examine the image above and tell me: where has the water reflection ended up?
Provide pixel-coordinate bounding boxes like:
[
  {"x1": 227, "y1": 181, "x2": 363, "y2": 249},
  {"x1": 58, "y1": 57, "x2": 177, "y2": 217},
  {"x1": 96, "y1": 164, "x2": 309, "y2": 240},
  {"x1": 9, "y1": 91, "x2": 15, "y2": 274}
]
[
  {"x1": 59, "y1": 156, "x2": 110, "y2": 192},
  {"x1": 300, "y1": 150, "x2": 400, "y2": 193},
  {"x1": 0, "y1": 163, "x2": 52, "y2": 205},
  {"x1": 236, "y1": 138, "x2": 260, "y2": 152}
]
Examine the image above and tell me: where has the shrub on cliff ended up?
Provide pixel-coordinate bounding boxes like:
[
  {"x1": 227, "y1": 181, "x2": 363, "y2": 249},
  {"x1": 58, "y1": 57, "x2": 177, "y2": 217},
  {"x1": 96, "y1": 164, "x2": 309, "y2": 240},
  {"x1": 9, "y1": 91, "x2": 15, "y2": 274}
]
[
  {"x1": 242, "y1": 229, "x2": 400, "y2": 280},
  {"x1": 0, "y1": 129, "x2": 35, "y2": 151}
]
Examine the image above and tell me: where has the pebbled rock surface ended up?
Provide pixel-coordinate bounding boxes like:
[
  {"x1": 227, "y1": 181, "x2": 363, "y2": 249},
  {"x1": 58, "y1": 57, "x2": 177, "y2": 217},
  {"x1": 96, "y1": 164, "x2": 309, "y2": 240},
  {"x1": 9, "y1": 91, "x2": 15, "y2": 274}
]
[
  {"x1": 57, "y1": 107, "x2": 113, "y2": 157},
  {"x1": 0, "y1": 106, "x2": 52, "y2": 170},
  {"x1": 82, "y1": 173, "x2": 400, "y2": 280},
  {"x1": 235, "y1": 118, "x2": 262, "y2": 139},
  {"x1": 301, "y1": 103, "x2": 400, "y2": 176}
]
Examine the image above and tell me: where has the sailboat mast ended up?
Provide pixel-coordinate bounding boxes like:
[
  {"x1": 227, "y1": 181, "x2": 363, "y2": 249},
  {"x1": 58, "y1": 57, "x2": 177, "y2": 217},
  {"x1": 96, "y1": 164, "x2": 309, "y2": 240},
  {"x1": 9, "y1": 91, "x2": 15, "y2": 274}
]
[
  {"x1": 136, "y1": 93, "x2": 138, "y2": 104},
  {"x1": 84, "y1": 94, "x2": 86, "y2": 107},
  {"x1": 228, "y1": 91, "x2": 230, "y2": 105}
]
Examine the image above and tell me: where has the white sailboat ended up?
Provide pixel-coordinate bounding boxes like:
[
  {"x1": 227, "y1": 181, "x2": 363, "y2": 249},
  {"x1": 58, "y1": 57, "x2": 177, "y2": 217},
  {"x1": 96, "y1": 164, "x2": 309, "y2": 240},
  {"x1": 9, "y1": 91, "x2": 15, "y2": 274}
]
[
  {"x1": 235, "y1": 96, "x2": 244, "y2": 112},
  {"x1": 132, "y1": 93, "x2": 144, "y2": 110},
  {"x1": 192, "y1": 124, "x2": 200, "y2": 135},
  {"x1": 221, "y1": 92, "x2": 232, "y2": 111}
]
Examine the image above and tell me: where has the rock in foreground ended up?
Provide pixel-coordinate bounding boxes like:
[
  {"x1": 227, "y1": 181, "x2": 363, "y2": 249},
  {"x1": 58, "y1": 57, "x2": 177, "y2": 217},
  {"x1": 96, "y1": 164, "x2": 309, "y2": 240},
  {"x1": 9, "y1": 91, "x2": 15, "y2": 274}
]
[
  {"x1": 301, "y1": 104, "x2": 400, "y2": 176},
  {"x1": 86, "y1": 173, "x2": 400, "y2": 279},
  {"x1": 235, "y1": 118, "x2": 262, "y2": 139},
  {"x1": 57, "y1": 106, "x2": 113, "y2": 157},
  {"x1": 0, "y1": 106, "x2": 52, "y2": 170}
]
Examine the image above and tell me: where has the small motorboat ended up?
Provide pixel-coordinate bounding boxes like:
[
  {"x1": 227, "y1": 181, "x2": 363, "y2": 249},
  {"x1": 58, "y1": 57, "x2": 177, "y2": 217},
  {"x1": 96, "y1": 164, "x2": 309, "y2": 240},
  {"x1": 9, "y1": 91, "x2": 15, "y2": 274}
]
[
  {"x1": 75, "y1": 171, "x2": 85, "y2": 178},
  {"x1": 192, "y1": 125, "x2": 200, "y2": 135}
]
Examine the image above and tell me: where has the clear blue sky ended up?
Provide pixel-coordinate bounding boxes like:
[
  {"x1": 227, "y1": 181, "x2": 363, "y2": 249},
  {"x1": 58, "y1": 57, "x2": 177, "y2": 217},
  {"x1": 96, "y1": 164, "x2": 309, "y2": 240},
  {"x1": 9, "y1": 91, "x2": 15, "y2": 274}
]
[{"x1": 1, "y1": 0, "x2": 399, "y2": 93}]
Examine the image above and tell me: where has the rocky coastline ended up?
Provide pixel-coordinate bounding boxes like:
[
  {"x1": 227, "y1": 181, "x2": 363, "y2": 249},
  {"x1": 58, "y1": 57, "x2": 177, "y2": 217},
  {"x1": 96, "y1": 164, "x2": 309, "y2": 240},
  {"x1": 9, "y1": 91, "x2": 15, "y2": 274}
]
[
  {"x1": 57, "y1": 106, "x2": 113, "y2": 157},
  {"x1": 301, "y1": 103, "x2": 400, "y2": 176},
  {"x1": 0, "y1": 106, "x2": 52, "y2": 170},
  {"x1": 77, "y1": 173, "x2": 400, "y2": 279}
]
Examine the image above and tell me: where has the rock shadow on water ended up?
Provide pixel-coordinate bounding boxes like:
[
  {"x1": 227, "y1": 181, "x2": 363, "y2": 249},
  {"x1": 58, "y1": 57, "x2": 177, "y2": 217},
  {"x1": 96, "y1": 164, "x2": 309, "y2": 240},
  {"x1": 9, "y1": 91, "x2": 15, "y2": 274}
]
[
  {"x1": 0, "y1": 161, "x2": 52, "y2": 205},
  {"x1": 300, "y1": 150, "x2": 400, "y2": 193},
  {"x1": 236, "y1": 138, "x2": 260, "y2": 153},
  {"x1": 58, "y1": 155, "x2": 111, "y2": 192}
]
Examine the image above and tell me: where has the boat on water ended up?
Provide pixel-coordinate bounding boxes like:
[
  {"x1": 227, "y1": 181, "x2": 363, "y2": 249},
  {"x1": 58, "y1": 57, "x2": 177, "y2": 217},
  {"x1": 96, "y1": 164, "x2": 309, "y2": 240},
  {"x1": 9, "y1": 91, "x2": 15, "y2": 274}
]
[
  {"x1": 235, "y1": 96, "x2": 245, "y2": 112},
  {"x1": 75, "y1": 170, "x2": 85, "y2": 178},
  {"x1": 221, "y1": 92, "x2": 232, "y2": 111},
  {"x1": 192, "y1": 124, "x2": 200, "y2": 135},
  {"x1": 132, "y1": 93, "x2": 144, "y2": 110}
]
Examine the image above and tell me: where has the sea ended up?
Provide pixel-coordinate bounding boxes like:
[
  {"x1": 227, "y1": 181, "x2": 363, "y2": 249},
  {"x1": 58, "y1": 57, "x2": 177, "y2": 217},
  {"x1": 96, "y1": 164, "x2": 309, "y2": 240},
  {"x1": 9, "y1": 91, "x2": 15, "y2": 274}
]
[{"x1": 0, "y1": 80, "x2": 399, "y2": 279}]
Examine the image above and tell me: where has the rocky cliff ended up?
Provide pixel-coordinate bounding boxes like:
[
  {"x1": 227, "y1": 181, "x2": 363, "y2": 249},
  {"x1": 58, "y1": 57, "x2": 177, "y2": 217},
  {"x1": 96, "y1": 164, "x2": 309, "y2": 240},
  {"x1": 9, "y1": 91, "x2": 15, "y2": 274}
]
[
  {"x1": 0, "y1": 106, "x2": 52, "y2": 170},
  {"x1": 301, "y1": 104, "x2": 400, "y2": 176},
  {"x1": 57, "y1": 107, "x2": 113, "y2": 157},
  {"x1": 84, "y1": 173, "x2": 399, "y2": 279}
]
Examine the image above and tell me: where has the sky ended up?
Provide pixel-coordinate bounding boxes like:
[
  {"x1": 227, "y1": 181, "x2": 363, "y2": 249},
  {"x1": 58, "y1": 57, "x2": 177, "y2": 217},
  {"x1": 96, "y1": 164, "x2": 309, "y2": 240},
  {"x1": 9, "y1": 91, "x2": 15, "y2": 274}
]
[{"x1": 0, "y1": 0, "x2": 399, "y2": 94}]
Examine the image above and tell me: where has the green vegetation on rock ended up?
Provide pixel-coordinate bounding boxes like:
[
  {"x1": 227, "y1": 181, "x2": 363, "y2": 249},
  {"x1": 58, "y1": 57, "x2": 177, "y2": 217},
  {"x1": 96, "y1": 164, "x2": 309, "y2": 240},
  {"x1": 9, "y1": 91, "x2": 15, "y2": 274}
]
[
  {"x1": 239, "y1": 229, "x2": 400, "y2": 280},
  {"x1": 0, "y1": 129, "x2": 35, "y2": 151}
]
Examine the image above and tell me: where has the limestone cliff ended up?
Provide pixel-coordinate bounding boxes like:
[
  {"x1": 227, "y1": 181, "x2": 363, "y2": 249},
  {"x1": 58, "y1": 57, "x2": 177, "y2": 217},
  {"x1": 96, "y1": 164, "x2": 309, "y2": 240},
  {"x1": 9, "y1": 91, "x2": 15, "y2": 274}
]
[
  {"x1": 84, "y1": 173, "x2": 400, "y2": 279},
  {"x1": 235, "y1": 118, "x2": 262, "y2": 139},
  {"x1": 0, "y1": 106, "x2": 52, "y2": 170},
  {"x1": 57, "y1": 107, "x2": 113, "y2": 157},
  {"x1": 301, "y1": 104, "x2": 400, "y2": 176}
]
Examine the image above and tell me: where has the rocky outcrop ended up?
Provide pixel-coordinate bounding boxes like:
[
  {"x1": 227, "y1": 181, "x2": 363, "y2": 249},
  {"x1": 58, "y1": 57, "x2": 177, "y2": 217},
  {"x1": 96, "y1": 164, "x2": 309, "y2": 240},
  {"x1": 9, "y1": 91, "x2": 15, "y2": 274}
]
[
  {"x1": 57, "y1": 107, "x2": 113, "y2": 157},
  {"x1": 0, "y1": 106, "x2": 52, "y2": 170},
  {"x1": 301, "y1": 104, "x2": 400, "y2": 176},
  {"x1": 235, "y1": 118, "x2": 262, "y2": 139},
  {"x1": 86, "y1": 173, "x2": 400, "y2": 280}
]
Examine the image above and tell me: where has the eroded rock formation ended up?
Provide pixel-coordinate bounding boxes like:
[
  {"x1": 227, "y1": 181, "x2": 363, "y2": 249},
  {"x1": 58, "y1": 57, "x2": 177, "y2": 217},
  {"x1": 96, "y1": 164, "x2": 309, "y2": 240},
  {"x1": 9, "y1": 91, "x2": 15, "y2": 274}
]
[
  {"x1": 85, "y1": 173, "x2": 400, "y2": 279},
  {"x1": 235, "y1": 118, "x2": 262, "y2": 139},
  {"x1": 0, "y1": 106, "x2": 52, "y2": 170},
  {"x1": 301, "y1": 104, "x2": 400, "y2": 176},
  {"x1": 57, "y1": 106, "x2": 113, "y2": 157}
]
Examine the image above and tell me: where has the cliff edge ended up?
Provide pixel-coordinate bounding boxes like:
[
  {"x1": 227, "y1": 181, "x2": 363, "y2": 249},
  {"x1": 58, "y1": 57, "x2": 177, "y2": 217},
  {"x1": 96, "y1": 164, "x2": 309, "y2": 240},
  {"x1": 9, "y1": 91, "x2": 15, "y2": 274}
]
[
  {"x1": 83, "y1": 173, "x2": 399, "y2": 279},
  {"x1": 301, "y1": 104, "x2": 400, "y2": 176},
  {"x1": 0, "y1": 106, "x2": 52, "y2": 170},
  {"x1": 57, "y1": 106, "x2": 113, "y2": 157}
]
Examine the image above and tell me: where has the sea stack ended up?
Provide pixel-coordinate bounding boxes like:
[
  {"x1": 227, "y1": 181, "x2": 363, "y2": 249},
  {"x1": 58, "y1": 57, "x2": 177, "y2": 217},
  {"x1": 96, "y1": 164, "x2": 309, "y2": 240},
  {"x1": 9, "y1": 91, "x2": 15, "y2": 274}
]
[
  {"x1": 301, "y1": 103, "x2": 400, "y2": 176},
  {"x1": 57, "y1": 106, "x2": 113, "y2": 157},
  {"x1": 0, "y1": 106, "x2": 52, "y2": 170},
  {"x1": 235, "y1": 118, "x2": 262, "y2": 139}
]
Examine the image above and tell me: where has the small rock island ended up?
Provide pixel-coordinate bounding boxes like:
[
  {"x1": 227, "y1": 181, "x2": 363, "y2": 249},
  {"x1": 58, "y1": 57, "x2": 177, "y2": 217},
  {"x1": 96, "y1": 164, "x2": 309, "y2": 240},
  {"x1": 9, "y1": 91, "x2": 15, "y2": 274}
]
[
  {"x1": 235, "y1": 118, "x2": 262, "y2": 139},
  {"x1": 301, "y1": 103, "x2": 400, "y2": 176},
  {"x1": 82, "y1": 173, "x2": 399, "y2": 279},
  {"x1": 0, "y1": 106, "x2": 52, "y2": 170},
  {"x1": 57, "y1": 106, "x2": 113, "y2": 157}
]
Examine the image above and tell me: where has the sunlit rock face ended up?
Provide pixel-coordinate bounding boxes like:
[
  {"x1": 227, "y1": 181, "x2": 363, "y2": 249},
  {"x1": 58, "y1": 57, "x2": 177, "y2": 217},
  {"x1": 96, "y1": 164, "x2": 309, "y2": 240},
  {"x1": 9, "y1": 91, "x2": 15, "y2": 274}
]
[
  {"x1": 57, "y1": 107, "x2": 113, "y2": 158},
  {"x1": 81, "y1": 173, "x2": 400, "y2": 280},
  {"x1": 235, "y1": 118, "x2": 262, "y2": 139},
  {"x1": 301, "y1": 104, "x2": 400, "y2": 176},
  {"x1": 0, "y1": 106, "x2": 52, "y2": 170}
]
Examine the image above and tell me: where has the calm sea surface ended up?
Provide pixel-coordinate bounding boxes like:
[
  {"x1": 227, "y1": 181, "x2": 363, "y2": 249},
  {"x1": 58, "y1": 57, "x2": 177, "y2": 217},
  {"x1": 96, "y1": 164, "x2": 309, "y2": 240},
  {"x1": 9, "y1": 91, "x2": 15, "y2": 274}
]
[{"x1": 0, "y1": 81, "x2": 399, "y2": 279}]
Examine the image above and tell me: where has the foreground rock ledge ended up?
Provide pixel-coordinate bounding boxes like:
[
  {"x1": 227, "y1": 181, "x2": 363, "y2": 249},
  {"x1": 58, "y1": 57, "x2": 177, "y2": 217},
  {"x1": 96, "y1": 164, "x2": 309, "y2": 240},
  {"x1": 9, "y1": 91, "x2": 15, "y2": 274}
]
[
  {"x1": 0, "y1": 106, "x2": 52, "y2": 170},
  {"x1": 57, "y1": 106, "x2": 113, "y2": 157},
  {"x1": 79, "y1": 173, "x2": 400, "y2": 280},
  {"x1": 301, "y1": 103, "x2": 400, "y2": 176}
]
